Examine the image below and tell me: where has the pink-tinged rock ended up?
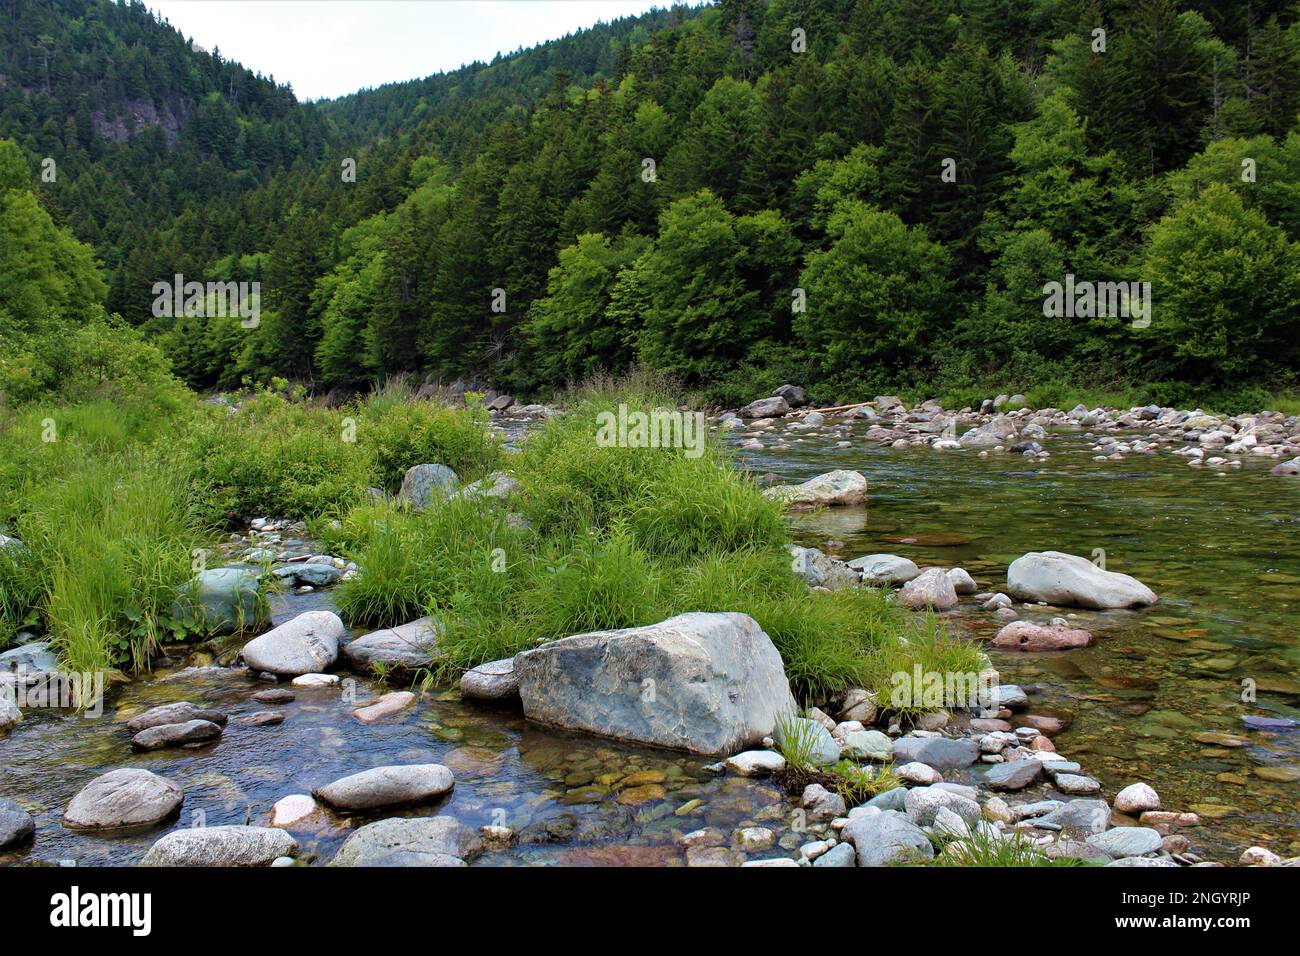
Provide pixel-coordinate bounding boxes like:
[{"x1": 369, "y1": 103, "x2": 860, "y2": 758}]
[
  {"x1": 992, "y1": 620, "x2": 1093, "y2": 652},
  {"x1": 352, "y1": 691, "x2": 416, "y2": 724},
  {"x1": 1018, "y1": 714, "x2": 1067, "y2": 735},
  {"x1": 899, "y1": 567, "x2": 958, "y2": 611}
]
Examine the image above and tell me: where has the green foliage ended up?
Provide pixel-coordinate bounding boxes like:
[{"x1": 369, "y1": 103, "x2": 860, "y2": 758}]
[
  {"x1": 174, "y1": 394, "x2": 374, "y2": 523},
  {"x1": 7, "y1": 449, "x2": 207, "y2": 674},
  {"x1": 773, "y1": 712, "x2": 824, "y2": 774},
  {"x1": 7, "y1": 2, "x2": 1300, "y2": 404},
  {"x1": 521, "y1": 232, "x2": 649, "y2": 388},
  {"x1": 830, "y1": 759, "x2": 902, "y2": 804},
  {"x1": 929, "y1": 825, "x2": 1089, "y2": 868},
  {"x1": 330, "y1": 375, "x2": 970, "y2": 699},
  {"x1": 170, "y1": 388, "x2": 500, "y2": 524},
  {"x1": 1145, "y1": 183, "x2": 1300, "y2": 386},
  {"x1": 359, "y1": 383, "x2": 501, "y2": 491},
  {"x1": 796, "y1": 201, "x2": 951, "y2": 380},
  {"x1": 630, "y1": 190, "x2": 799, "y2": 383}
]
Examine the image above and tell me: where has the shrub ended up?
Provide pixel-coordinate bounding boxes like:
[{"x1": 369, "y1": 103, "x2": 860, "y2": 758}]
[
  {"x1": 357, "y1": 384, "x2": 500, "y2": 491},
  {"x1": 172, "y1": 393, "x2": 371, "y2": 523}
]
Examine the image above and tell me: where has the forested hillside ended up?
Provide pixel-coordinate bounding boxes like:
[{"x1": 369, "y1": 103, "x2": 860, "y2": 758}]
[{"x1": 3, "y1": 0, "x2": 1300, "y2": 410}]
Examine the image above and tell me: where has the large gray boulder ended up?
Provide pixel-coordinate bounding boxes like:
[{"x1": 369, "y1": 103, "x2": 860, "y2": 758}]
[
  {"x1": 175, "y1": 566, "x2": 268, "y2": 635},
  {"x1": 241, "y1": 611, "x2": 344, "y2": 676},
  {"x1": 514, "y1": 612, "x2": 796, "y2": 755},
  {"x1": 842, "y1": 810, "x2": 935, "y2": 866},
  {"x1": 763, "y1": 470, "x2": 868, "y2": 508},
  {"x1": 140, "y1": 825, "x2": 297, "y2": 866},
  {"x1": 342, "y1": 617, "x2": 440, "y2": 671},
  {"x1": 0, "y1": 641, "x2": 59, "y2": 674},
  {"x1": 740, "y1": 396, "x2": 791, "y2": 418},
  {"x1": 329, "y1": 816, "x2": 482, "y2": 867},
  {"x1": 312, "y1": 764, "x2": 455, "y2": 811},
  {"x1": 398, "y1": 464, "x2": 460, "y2": 509},
  {"x1": 63, "y1": 769, "x2": 183, "y2": 830},
  {"x1": 1007, "y1": 551, "x2": 1157, "y2": 609},
  {"x1": 848, "y1": 554, "x2": 920, "y2": 586},
  {"x1": 0, "y1": 797, "x2": 34, "y2": 849}
]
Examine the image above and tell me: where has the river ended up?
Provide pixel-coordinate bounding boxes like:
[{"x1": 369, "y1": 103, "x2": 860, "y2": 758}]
[{"x1": 2, "y1": 412, "x2": 1296, "y2": 865}]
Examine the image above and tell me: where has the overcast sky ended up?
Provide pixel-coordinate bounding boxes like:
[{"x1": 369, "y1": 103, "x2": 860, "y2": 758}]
[{"x1": 147, "y1": 1, "x2": 673, "y2": 101}]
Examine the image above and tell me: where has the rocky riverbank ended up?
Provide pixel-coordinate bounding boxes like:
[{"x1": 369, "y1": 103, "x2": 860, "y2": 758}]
[
  {"x1": 4, "y1": 500, "x2": 1295, "y2": 867},
  {"x1": 721, "y1": 387, "x2": 1300, "y2": 478}
]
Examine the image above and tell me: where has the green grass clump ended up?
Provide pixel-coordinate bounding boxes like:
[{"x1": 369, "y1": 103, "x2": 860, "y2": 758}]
[
  {"x1": 333, "y1": 493, "x2": 525, "y2": 627},
  {"x1": 12, "y1": 450, "x2": 207, "y2": 673},
  {"x1": 358, "y1": 381, "x2": 500, "y2": 492},
  {"x1": 334, "y1": 375, "x2": 981, "y2": 703},
  {"x1": 928, "y1": 826, "x2": 1089, "y2": 868},
  {"x1": 773, "y1": 712, "x2": 825, "y2": 774},
  {"x1": 830, "y1": 759, "x2": 902, "y2": 804},
  {"x1": 175, "y1": 392, "x2": 373, "y2": 523},
  {"x1": 172, "y1": 388, "x2": 500, "y2": 524}
]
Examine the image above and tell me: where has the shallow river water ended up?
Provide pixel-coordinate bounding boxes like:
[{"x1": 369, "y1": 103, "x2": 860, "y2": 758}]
[
  {"x1": 2, "y1": 415, "x2": 1297, "y2": 865},
  {"x1": 737, "y1": 420, "x2": 1300, "y2": 859}
]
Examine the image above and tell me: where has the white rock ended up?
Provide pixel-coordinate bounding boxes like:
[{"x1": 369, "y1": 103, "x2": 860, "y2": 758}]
[
  {"x1": 1114, "y1": 782, "x2": 1160, "y2": 815},
  {"x1": 270, "y1": 794, "x2": 319, "y2": 828},
  {"x1": 1007, "y1": 551, "x2": 1157, "y2": 609},
  {"x1": 724, "y1": 751, "x2": 786, "y2": 776}
]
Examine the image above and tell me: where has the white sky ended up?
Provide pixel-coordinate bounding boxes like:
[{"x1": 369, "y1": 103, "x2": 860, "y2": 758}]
[{"x1": 146, "y1": 1, "x2": 674, "y2": 101}]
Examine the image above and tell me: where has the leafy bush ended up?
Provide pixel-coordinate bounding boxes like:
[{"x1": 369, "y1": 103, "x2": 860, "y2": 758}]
[
  {"x1": 175, "y1": 394, "x2": 373, "y2": 523},
  {"x1": 357, "y1": 386, "x2": 500, "y2": 491}
]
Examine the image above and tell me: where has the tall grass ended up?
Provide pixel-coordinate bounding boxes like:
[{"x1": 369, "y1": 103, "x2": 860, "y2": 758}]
[
  {"x1": 171, "y1": 389, "x2": 501, "y2": 524},
  {"x1": 15, "y1": 450, "x2": 205, "y2": 673},
  {"x1": 335, "y1": 375, "x2": 984, "y2": 702}
]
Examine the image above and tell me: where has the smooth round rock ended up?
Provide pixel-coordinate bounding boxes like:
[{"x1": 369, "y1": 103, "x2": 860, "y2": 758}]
[
  {"x1": 313, "y1": 764, "x2": 454, "y2": 811},
  {"x1": 140, "y1": 825, "x2": 298, "y2": 866},
  {"x1": 1114, "y1": 782, "x2": 1161, "y2": 815},
  {"x1": 329, "y1": 816, "x2": 481, "y2": 867},
  {"x1": 64, "y1": 769, "x2": 183, "y2": 831},
  {"x1": 0, "y1": 798, "x2": 35, "y2": 849},
  {"x1": 241, "y1": 611, "x2": 343, "y2": 676}
]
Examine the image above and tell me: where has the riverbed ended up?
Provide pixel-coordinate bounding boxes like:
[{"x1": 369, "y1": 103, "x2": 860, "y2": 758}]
[{"x1": 2, "y1": 413, "x2": 1297, "y2": 865}]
